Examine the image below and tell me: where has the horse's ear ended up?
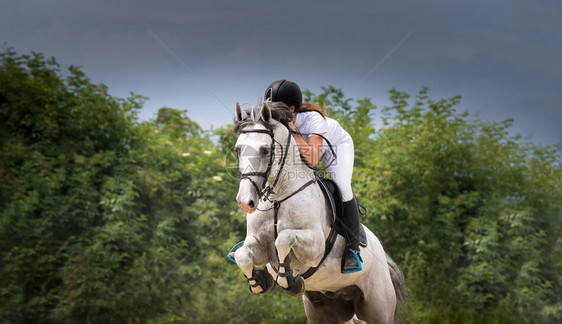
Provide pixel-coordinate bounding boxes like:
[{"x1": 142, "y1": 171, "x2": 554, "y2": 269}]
[
  {"x1": 235, "y1": 102, "x2": 247, "y2": 121},
  {"x1": 260, "y1": 102, "x2": 271, "y2": 123}
]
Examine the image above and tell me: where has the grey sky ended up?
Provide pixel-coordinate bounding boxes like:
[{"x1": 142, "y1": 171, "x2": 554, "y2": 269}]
[{"x1": 2, "y1": 0, "x2": 561, "y2": 147}]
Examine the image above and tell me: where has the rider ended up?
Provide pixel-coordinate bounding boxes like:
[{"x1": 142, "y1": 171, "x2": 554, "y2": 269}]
[{"x1": 264, "y1": 79, "x2": 363, "y2": 273}]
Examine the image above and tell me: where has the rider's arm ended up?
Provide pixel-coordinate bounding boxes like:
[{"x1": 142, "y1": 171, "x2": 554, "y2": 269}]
[{"x1": 290, "y1": 121, "x2": 324, "y2": 166}]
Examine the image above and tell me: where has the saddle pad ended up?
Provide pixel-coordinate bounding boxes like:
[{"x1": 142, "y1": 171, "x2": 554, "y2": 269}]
[
  {"x1": 316, "y1": 175, "x2": 342, "y2": 225},
  {"x1": 316, "y1": 174, "x2": 367, "y2": 247}
]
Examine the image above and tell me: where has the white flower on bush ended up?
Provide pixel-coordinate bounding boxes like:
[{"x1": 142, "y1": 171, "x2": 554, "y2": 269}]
[
  {"x1": 213, "y1": 176, "x2": 223, "y2": 181},
  {"x1": 204, "y1": 150, "x2": 212, "y2": 155},
  {"x1": 182, "y1": 152, "x2": 190, "y2": 157}
]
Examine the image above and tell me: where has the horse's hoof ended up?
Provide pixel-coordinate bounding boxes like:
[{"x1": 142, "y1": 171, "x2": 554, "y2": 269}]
[
  {"x1": 247, "y1": 269, "x2": 274, "y2": 294},
  {"x1": 283, "y1": 274, "x2": 305, "y2": 297}
]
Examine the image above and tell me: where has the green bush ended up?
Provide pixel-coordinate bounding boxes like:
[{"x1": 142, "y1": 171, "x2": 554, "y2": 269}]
[{"x1": 1, "y1": 48, "x2": 560, "y2": 323}]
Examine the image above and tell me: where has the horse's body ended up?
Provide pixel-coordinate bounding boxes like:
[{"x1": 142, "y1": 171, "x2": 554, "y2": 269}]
[{"x1": 232, "y1": 102, "x2": 406, "y2": 323}]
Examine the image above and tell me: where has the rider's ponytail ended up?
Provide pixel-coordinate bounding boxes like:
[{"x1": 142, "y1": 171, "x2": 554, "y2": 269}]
[{"x1": 298, "y1": 103, "x2": 327, "y2": 118}]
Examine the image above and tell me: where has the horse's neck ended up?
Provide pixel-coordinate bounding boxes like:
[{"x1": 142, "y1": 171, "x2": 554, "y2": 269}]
[
  {"x1": 265, "y1": 127, "x2": 333, "y2": 264},
  {"x1": 267, "y1": 131, "x2": 316, "y2": 198}
]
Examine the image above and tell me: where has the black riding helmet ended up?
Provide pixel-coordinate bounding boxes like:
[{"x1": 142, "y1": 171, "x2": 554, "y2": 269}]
[{"x1": 264, "y1": 80, "x2": 302, "y2": 111}]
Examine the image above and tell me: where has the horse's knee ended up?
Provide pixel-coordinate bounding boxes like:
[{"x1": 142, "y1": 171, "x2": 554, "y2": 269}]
[
  {"x1": 234, "y1": 249, "x2": 255, "y2": 279},
  {"x1": 276, "y1": 230, "x2": 296, "y2": 246},
  {"x1": 235, "y1": 236, "x2": 266, "y2": 268},
  {"x1": 276, "y1": 229, "x2": 323, "y2": 266},
  {"x1": 275, "y1": 231, "x2": 296, "y2": 256},
  {"x1": 234, "y1": 248, "x2": 251, "y2": 267}
]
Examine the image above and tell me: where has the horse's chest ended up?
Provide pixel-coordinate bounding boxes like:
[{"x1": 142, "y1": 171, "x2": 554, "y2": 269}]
[
  {"x1": 247, "y1": 211, "x2": 300, "y2": 240},
  {"x1": 247, "y1": 213, "x2": 274, "y2": 236}
]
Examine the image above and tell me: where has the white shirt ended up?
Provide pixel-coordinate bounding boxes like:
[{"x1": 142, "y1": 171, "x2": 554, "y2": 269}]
[{"x1": 293, "y1": 111, "x2": 353, "y2": 159}]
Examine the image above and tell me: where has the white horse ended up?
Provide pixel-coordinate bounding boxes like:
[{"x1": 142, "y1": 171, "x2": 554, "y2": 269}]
[{"x1": 231, "y1": 102, "x2": 407, "y2": 324}]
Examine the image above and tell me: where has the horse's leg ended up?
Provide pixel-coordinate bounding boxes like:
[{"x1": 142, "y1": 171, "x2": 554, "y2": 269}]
[
  {"x1": 274, "y1": 228, "x2": 324, "y2": 289},
  {"x1": 234, "y1": 235, "x2": 273, "y2": 294},
  {"x1": 275, "y1": 228, "x2": 324, "y2": 266},
  {"x1": 354, "y1": 265, "x2": 397, "y2": 324},
  {"x1": 303, "y1": 292, "x2": 355, "y2": 324}
]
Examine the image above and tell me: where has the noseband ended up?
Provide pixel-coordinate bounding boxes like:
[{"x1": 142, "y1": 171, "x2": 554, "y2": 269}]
[{"x1": 238, "y1": 125, "x2": 292, "y2": 202}]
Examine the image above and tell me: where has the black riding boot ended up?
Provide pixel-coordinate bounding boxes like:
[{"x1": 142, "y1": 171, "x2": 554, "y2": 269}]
[{"x1": 342, "y1": 196, "x2": 363, "y2": 273}]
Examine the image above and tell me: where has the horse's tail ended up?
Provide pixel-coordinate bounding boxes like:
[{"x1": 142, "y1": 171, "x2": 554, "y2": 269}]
[{"x1": 386, "y1": 254, "x2": 412, "y2": 324}]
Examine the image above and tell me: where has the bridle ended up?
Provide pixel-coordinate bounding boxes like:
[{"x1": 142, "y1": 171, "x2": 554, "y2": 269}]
[
  {"x1": 237, "y1": 125, "x2": 292, "y2": 202},
  {"x1": 237, "y1": 119, "x2": 338, "y2": 203},
  {"x1": 236, "y1": 123, "x2": 336, "y2": 282}
]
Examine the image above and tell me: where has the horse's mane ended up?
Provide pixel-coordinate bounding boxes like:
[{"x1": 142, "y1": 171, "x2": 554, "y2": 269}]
[{"x1": 233, "y1": 102, "x2": 293, "y2": 134}]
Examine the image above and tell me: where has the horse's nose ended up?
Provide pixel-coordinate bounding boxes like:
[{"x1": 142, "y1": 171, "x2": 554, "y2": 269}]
[
  {"x1": 240, "y1": 199, "x2": 256, "y2": 214},
  {"x1": 237, "y1": 179, "x2": 258, "y2": 214}
]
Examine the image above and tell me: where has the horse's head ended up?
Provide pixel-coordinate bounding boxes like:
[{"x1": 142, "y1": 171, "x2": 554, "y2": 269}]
[{"x1": 233, "y1": 101, "x2": 292, "y2": 213}]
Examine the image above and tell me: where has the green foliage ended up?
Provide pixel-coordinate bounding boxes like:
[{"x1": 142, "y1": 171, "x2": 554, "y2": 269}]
[
  {"x1": 1, "y1": 47, "x2": 560, "y2": 323},
  {"x1": 355, "y1": 87, "x2": 562, "y2": 323},
  {"x1": 0, "y1": 47, "x2": 306, "y2": 323},
  {"x1": 0, "y1": 48, "x2": 223, "y2": 323}
]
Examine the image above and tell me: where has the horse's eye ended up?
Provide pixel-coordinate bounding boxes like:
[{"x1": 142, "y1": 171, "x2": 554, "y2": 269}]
[{"x1": 259, "y1": 146, "x2": 269, "y2": 156}]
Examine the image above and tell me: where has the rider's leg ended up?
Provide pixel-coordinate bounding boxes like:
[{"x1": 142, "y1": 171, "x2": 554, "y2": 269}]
[
  {"x1": 342, "y1": 196, "x2": 362, "y2": 271},
  {"x1": 324, "y1": 140, "x2": 362, "y2": 272}
]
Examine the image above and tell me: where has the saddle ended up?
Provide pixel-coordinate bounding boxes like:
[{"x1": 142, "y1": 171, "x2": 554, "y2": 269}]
[{"x1": 316, "y1": 174, "x2": 367, "y2": 247}]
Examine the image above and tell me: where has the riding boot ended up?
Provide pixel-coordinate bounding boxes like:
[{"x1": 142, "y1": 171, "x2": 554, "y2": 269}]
[{"x1": 342, "y1": 196, "x2": 363, "y2": 273}]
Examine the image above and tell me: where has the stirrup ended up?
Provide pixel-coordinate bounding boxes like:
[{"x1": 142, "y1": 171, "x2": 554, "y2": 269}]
[
  {"x1": 342, "y1": 249, "x2": 362, "y2": 274},
  {"x1": 227, "y1": 240, "x2": 244, "y2": 264}
]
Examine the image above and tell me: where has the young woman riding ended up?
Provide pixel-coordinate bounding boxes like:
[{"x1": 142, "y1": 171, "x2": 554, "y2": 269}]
[{"x1": 264, "y1": 79, "x2": 363, "y2": 273}]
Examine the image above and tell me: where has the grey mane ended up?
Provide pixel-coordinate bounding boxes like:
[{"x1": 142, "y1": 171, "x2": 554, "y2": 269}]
[{"x1": 233, "y1": 102, "x2": 293, "y2": 134}]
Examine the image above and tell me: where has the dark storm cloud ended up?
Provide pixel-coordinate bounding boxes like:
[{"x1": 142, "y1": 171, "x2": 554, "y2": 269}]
[{"x1": 1, "y1": 0, "x2": 560, "y2": 146}]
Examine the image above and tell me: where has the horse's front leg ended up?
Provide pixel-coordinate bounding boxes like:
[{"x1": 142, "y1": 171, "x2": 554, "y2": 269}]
[
  {"x1": 233, "y1": 235, "x2": 274, "y2": 294},
  {"x1": 274, "y1": 228, "x2": 324, "y2": 289}
]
